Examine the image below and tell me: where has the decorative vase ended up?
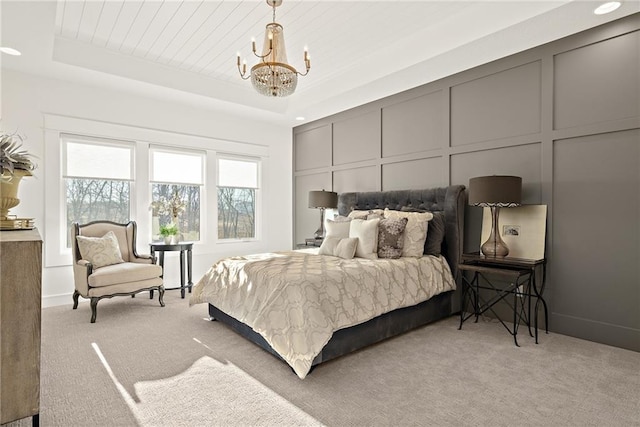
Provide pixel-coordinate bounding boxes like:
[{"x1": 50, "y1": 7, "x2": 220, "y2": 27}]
[
  {"x1": 0, "y1": 169, "x2": 31, "y2": 219},
  {"x1": 172, "y1": 215, "x2": 179, "y2": 232},
  {"x1": 164, "y1": 236, "x2": 172, "y2": 244}
]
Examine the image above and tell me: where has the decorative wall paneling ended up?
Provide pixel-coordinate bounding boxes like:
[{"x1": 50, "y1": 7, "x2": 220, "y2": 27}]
[
  {"x1": 294, "y1": 124, "x2": 332, "y2": 172},
  {"x1": 293, "y1": 14, "x2": 640, "y2": 351},
  {"x1": 382, "y1": 157, "x2": 444, "y2": 191},
  {"x1": 332, "y1": 111, "x2": 380, "y2": 165},
  {"x1": 382, "y1": 91, "x2": 444, "y2": 157},
  {"x1": 450, "y1": 61, "x2": 542, "y2": 146},
  {"x1": 552, "y1": 130, "x2": 639, "y2": 349}
]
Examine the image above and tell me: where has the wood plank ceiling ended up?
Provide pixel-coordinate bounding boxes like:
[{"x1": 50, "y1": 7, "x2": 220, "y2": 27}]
[{"x1": 54, "y1": 0, "x2": 473, "y2": 89}]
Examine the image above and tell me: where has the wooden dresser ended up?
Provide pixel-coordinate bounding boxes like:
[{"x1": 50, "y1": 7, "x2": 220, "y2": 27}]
[{"x1": 0, "y1": 228, "x2": 43, "y2": 425}]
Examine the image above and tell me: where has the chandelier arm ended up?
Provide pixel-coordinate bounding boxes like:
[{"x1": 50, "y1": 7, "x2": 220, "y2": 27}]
[
  {"x1": 253, "y1": 48, "x2": 274, "y2": 60},
  {"x1": 237, "y1": 65, "x2": 252, "y2": 80}
]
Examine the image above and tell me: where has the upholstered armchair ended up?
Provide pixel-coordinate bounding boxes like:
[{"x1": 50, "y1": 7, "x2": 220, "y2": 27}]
[{"x1": 71, "y1": 220, "x2": 164, "y2": 323}]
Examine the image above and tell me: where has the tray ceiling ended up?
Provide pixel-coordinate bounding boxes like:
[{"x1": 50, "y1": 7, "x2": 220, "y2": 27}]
[{"x1": 2, "y1": 1, "x2": 637, "y2": 125}]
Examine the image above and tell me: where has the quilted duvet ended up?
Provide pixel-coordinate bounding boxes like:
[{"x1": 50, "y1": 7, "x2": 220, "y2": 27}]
[{"x1": 190, "y1": 250, "x2": 455, "y2": 378}]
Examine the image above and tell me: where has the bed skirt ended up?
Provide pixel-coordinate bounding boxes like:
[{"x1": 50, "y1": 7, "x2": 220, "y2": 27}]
[{"x1": 209, "y1": 290, "x2": 453, "y2": 368}]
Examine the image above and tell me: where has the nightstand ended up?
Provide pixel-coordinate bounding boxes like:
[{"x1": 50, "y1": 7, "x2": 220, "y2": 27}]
[
  {"x1": 458, "y1": 252, "x2": 548, "y2": 346},
  {"x1": 296, "y1": 237, "x2": 323, "y2": 249}
]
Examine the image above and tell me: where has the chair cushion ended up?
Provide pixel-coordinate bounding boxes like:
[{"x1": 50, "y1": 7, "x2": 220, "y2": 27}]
[
  {"x1": 87, "y1": 278, "x2": 163, "y2": 298},
  {"x1": 76, "y1": 231, "x2": 125, "y2": 268},
  {"x1": 88, "y1": 262, "x2": 163, "y2": 288}
]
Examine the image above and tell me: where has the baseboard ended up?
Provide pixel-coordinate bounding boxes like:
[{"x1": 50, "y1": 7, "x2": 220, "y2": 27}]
[
  {"x1": 42, "y1": 293, "x2": 77, "y2": 308},
  {"x1": 551, "y1": 312, "x2": 640, "y2": 352}
]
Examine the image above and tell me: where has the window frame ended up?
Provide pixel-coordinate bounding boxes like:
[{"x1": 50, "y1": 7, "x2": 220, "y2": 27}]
[
  {"x1": 43, "y1": 113, "x2": 269, "y2": 267},
  {"x1": 149, "y1": 145, "x2": 206, "y2": 243},
  {"x1": 216, "y1": 154, "x2": 261, "y2": 242},
  {"x1": 61, "y1": 134, "x2": 136, "y2": 249}
]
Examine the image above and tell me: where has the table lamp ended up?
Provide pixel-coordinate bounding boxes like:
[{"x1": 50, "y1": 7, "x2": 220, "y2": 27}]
[
  {"x1": 308, "y1": 190, "x2": 338, "y2": 239},
  {"x1": 469, "y1": 175, "x2": 522, "y2": 257}
]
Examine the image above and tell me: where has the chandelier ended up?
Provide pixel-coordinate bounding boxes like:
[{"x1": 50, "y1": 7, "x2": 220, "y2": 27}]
[{"x1": 236, "y1": 0, "x2": 310, "y2": 97}]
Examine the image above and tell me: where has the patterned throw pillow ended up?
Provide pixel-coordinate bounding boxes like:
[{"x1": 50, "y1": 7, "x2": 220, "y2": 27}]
[
  {"x1": 76, "y1": 231, "x2": 125, "y2": 269},
  {"x1": 400, "y1": 208, "x2": 446, "y2": 256},
  {"x1": 377, "y1": 217, "x2": 408, "y2": 259},
  {"x1": 384, "y1": 209, "x2": 433, "y2": 257}
]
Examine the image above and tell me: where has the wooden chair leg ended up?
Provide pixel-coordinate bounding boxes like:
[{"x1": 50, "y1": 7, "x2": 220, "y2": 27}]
[
  {"x1": 72, "y1": 290, "x2": 80, "y2": 309},
  {"x1": 90, "y1": 297, "x2": 99, "y2": 323},
  {"x1": 158, "y1": 286, "x2": 165, "y2": 307}
]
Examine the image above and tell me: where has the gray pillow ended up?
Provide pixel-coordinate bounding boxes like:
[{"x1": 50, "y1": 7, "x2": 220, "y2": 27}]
[
  {"x1": 401, "y1": 207, "x2": 445, "y2": 256},
  {"x1": 424, "y1": 212, "x2": 445, "y2": 256}
]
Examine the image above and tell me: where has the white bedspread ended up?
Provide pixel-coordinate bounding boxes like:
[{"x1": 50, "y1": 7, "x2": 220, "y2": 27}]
[{"x1": 190, "y1": 250, "x2": 455, "y2": 378}]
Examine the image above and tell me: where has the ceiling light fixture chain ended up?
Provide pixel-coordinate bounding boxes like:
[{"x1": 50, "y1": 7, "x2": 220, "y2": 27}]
[{"x1": 236, "y1": 0, "x2": 311, "y2": 97}]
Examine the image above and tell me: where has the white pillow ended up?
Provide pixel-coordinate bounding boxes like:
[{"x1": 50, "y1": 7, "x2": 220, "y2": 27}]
[
  {"x1": 384, "y1": 209, "x2": 433, "y2": 257},
  {"x1": 348, "y1": 209, "x2": 384, "y2": 220},
  {"x1": 349, "y1": 218, "x2": 380, "y2": 259},
  {"x1": 325, "y1": 219, "x2": 351, "y2": 238},
  {"x1": 76, "y1": 230, "x2": 125, "y2": 269},
  {"x1": 318, "y1": 237, "x2": 358, "y2": 259}
]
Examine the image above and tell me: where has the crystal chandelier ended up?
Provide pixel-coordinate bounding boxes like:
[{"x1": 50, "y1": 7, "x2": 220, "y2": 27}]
[{"x1": 236, "y1": 0, "x2": 310, "y2": 97}]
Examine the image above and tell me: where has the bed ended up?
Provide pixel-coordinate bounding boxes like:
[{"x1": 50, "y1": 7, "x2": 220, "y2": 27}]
[{"x1": 190, "y1": 185, "x2": 466, "y2": 378}]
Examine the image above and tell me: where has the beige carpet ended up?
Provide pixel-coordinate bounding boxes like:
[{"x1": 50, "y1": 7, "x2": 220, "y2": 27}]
[{"x1": 3, "y1": 291, "x2": 640, "y2": 426}]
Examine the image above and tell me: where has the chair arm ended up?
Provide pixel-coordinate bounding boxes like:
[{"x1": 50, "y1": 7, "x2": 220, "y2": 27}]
[
  {"x1": 73, "y1": 260, "x2": 93, "y2": 296},
  {"x1": 131, "y1": 254, "x2": 155, "y2": 264}
]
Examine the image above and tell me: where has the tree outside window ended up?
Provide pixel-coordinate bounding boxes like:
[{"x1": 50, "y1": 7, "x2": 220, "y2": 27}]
[
  {"x1": 63, "y1": 137, "x2": 133, "y2": 246},
  {"x1": 150, "y1": 147, "x2": 204, "y2": 242},
  {"x1": 217, "y1": 157, "x2": 259, "y2": 240},
  {"x1": 217, "y1": 187, "x2": 255, "y2": 239}
]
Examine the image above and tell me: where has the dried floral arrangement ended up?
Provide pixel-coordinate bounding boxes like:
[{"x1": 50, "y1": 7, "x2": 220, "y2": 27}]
[
  {"x1": 150, "y1": 190, "x2": 186, "y2": 220},
  {"x1": 0, "y1": 132, "x2": 37, "y2": 180}
]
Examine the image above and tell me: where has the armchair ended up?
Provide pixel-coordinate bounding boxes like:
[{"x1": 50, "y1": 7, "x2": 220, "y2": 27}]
[{"x1": 71, "y1": 220, "x2": 164, "y2": 323}]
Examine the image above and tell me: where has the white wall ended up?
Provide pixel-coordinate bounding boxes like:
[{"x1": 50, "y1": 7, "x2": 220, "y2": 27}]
[{"x1": 1, "y1": 69, "x2": 293, "y2": 307}]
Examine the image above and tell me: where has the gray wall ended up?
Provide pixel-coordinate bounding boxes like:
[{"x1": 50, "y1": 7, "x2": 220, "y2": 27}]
[{"x1": 292, "y1": 14, "x2": 640, "y2": 352}]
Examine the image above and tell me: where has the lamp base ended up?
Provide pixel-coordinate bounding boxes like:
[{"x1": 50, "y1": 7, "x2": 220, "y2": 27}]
[
  {"x1": 313, "y1": 208, "x2": 326, "y2": 239},
  {"x1": 481, "y1": 206, "x2": 510, "y2": 258},
  {"x1": 481, "y1": 239, "x2": 510, "y2": 258}
]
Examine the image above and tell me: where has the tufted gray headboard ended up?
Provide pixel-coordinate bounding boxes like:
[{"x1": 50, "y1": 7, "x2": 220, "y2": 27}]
[{"x1": 337, "y1": 185, "x2": 466, "y2": 278}]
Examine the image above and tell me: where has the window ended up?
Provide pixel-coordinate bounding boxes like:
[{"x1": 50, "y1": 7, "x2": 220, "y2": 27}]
[
  {"x1": 150, "y1": 147, "x2": 204, "y2": 242},
  {"x1": 63, "y1": 135, "x2": 133, "y2": 246},
  {"x1": 217, "y1": 157, "x2": 259, "y2": 239}
]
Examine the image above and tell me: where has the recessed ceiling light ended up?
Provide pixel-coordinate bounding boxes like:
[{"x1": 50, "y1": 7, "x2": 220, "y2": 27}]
[
  {"x1": 0, "y1": 47, "x2": 21, "y2": 56},
  {"x1": 295, "y1": 116, "x2": 306, "y2": 121},
  {"x1": 594, "y1": 2, "x2": 621, "y2": 15}
]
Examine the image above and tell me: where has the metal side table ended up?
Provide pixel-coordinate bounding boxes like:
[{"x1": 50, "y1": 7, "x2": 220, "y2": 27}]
[{"x1": 458, "y1": 252, "x2": 548, "y2": 346}]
